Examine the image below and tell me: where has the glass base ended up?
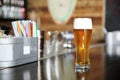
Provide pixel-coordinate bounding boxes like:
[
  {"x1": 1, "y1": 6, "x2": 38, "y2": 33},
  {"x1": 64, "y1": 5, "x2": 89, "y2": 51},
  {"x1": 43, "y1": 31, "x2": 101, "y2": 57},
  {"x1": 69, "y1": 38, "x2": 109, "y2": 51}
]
[{"x1": 75, "y1": 64, "x2": 90, "y2": 73}]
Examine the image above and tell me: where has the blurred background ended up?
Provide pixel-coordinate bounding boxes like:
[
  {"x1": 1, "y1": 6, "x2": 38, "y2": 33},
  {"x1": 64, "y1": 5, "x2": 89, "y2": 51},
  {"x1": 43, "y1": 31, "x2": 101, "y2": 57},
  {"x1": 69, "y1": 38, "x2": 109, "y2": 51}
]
[{"x1": 0, "y1": 0, "x2": 105, "y2": 44}]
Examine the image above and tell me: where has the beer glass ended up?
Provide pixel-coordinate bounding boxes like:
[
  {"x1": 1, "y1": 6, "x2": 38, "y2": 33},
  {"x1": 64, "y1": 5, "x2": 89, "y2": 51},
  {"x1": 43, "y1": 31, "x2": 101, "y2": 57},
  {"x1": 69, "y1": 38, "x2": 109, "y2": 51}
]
[{"x1": 73, "y1": 18, "x2": 92, "y2": 72}]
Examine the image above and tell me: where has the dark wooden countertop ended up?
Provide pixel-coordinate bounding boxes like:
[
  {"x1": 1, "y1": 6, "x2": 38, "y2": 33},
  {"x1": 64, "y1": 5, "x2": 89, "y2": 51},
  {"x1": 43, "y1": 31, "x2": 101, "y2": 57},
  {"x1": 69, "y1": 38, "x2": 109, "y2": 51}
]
[{"x1": 0, "y1": 43, "x2": 120, "y2": 80}]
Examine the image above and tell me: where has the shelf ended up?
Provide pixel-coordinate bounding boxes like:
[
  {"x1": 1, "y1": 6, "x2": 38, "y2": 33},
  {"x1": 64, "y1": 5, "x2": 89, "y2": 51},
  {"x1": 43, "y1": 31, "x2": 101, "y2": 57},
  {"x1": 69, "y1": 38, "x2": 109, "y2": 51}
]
[{"x1": 0, "y1": 0, "x2": 26, "y2": 20}]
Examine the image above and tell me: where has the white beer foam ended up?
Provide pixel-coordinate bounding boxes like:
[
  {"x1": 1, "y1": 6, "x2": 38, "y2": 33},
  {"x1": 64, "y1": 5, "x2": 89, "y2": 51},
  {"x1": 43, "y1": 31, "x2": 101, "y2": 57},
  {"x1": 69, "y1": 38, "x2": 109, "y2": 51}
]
[{"x1": 74, "y1": 18, "x2": 92, "y2": 29}]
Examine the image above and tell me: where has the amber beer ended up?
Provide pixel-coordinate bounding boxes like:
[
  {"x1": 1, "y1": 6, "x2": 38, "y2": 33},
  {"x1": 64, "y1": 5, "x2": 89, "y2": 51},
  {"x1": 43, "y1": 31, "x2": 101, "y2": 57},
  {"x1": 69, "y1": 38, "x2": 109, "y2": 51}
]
[{"x1": 73, "y1": 18, "x2": 92, "y2": 72}]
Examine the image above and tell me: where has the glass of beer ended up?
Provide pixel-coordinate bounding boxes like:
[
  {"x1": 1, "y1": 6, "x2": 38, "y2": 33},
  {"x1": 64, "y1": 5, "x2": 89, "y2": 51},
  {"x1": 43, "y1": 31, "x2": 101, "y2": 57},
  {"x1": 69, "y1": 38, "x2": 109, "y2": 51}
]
[{"x1": 73, "y1": 18, "x2": 92, "y2": 72}]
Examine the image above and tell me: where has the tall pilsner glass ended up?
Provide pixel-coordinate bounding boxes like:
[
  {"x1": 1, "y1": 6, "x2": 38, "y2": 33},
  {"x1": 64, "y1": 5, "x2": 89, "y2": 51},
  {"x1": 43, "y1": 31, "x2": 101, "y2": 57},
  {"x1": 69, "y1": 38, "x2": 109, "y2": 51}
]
[{"x1": 73, "y1": 18, "x2": 92, "y2": 72}]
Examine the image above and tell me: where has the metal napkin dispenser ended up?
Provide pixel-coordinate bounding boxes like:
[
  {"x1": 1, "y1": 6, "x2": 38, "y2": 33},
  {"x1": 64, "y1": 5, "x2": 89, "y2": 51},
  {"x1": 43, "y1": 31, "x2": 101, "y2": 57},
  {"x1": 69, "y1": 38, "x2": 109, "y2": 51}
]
[{"x1": 0, "y1": 37, "x2": 38, "y2": 67}]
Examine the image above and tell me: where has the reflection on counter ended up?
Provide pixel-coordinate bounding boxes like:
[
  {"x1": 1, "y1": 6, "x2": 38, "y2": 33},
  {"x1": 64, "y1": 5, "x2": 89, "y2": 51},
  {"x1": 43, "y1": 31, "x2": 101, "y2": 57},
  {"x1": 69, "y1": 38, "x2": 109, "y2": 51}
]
[
  {"x1": 0, "y1": 62, "x2": 38, "y2": 80},
  {"x1": 39, "y1": 53, "x2": 76, "y2": 80},
  {"x1": 76, "y1": 71, "x2": 90, "y2": 80}
]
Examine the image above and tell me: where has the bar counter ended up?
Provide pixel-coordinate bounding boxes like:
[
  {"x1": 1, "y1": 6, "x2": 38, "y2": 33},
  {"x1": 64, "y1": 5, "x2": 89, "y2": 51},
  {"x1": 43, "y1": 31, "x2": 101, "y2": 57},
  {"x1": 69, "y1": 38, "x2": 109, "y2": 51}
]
[{"x1": 0, "y1": 43, "x2": 120, "y2": 80}]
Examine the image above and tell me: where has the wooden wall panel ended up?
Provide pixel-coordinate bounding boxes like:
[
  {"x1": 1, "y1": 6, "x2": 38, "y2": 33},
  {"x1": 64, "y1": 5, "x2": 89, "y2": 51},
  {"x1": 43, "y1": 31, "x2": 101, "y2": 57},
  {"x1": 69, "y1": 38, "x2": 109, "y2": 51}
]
[{"x1": 27, "y1": 0, "x2": 105, "y2": 44}]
